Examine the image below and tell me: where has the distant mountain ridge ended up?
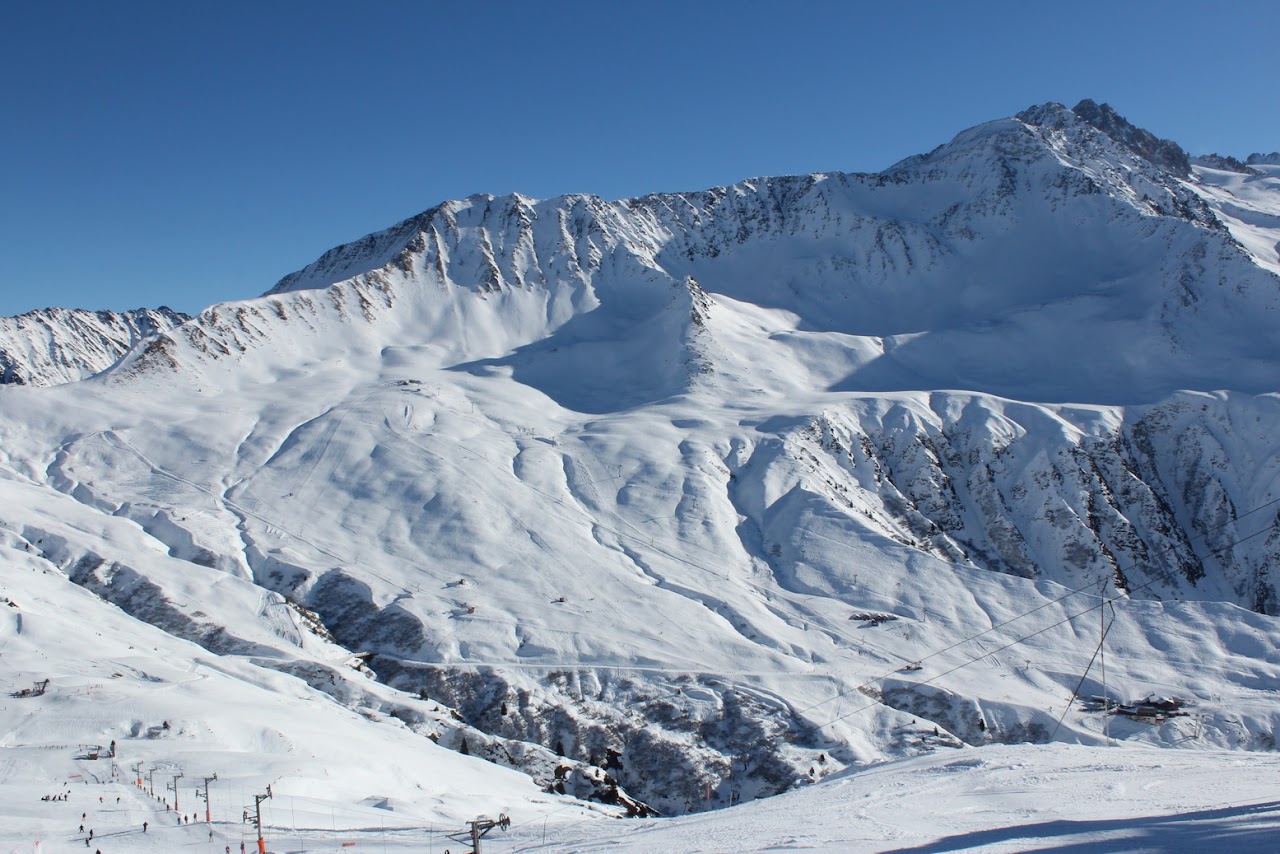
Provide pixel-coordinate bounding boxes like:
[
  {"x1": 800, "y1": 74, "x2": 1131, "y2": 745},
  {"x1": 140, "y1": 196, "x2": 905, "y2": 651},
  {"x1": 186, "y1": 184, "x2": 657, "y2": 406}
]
[
  {"x1": 126, "y1": 99, "x2": 1274, "y2": 408},
  {"x1": 0, "y1": 306, "x2": 188, "y2": 386}
]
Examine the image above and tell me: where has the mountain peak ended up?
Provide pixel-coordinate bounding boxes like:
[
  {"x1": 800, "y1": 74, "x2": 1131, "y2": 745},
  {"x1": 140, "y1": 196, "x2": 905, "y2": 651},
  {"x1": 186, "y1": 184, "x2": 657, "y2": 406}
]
[
  {"x1": 1068, "y1": 98, "x2": 1191, "y2": 177},
  {"x1": 1013, "y1": 100, "x2": 1191, "y2": 178}
]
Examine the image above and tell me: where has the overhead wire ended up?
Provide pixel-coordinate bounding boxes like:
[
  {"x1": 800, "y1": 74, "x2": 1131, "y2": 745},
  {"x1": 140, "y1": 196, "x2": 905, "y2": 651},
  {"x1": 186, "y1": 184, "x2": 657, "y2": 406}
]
[
  {"x1": 816, "y1": 518, "x2": 1278, "y2": 730},
  {"x1": 1049, "y1": 608, "x2": 1116, "y2": 740},
  {"x1": 791, "y1": 495, "x2": 1280, "y2": 719}
]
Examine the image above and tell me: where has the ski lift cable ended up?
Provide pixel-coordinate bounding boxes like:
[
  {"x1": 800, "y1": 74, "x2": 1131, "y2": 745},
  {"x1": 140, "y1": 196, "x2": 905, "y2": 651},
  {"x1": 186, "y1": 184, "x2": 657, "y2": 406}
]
[
  {"x1": 790, "y1": 499, "x2": 1280, "y2": 718},
  {"x1": 383, "y1": 527, "x2": 1280, "y2": 845},
  {"x1": 818, "y1": 520, "x2": 1278, "y2": 729},
  {"x1": 1048, "y1": 610, "x2": 1117, "y2": 741},
  {"x1": 503, "y1": 799, "x2": 619, "y2": 834}
]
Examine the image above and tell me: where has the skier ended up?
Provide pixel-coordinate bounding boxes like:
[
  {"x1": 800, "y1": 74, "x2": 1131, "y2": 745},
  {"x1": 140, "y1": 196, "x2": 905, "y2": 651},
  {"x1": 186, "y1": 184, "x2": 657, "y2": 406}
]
[{"x1": 143, "y1": 820, "x2": 148, "y2": 832}]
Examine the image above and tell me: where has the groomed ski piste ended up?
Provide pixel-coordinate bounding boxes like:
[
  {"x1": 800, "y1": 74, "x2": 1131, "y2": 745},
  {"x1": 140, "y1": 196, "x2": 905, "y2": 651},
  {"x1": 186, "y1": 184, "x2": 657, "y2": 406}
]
[
  {"x1": 6, "y1": 751, "x2": 1280, "y2": 853},
  {"x1": 4, "y1": 101, "x2": 1280, "y2": 851}
]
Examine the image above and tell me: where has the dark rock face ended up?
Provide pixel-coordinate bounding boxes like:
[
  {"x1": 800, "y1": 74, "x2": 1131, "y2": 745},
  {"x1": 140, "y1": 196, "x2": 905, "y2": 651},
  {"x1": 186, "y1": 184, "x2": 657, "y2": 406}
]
[
  {"x1": 371, "y1": 660, "x2": 834, "y2": 816},
  {"x1": 1070, "y1": 99, "x2": 1192, "y2": 178},
  {"x1": 1194, "y1": 153, "x2": 1254, "y2": 174}
]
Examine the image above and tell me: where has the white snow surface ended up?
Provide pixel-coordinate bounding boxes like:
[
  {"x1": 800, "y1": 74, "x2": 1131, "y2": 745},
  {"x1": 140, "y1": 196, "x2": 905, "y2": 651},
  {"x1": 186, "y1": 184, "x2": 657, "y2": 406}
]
[
  {"x1": 3, "y1": 100, "x2": 1280, "y2": 850},
  {"x1": 530, "y1": 744, "x2": 1280, "y2": 852},
  {"x1": 1191, "y1": 163, "x2": 1280, "y2": 275},
  {"x1": 0, "y1": 307, "x2": 188, "y2": 387}
]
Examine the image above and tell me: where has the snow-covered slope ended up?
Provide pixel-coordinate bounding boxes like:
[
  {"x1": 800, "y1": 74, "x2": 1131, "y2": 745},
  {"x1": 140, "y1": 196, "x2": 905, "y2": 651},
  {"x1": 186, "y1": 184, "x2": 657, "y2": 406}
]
[
  {"x1": 1192, "y1": 161, "x2": 1280, "y2": 277},
  {"x1": 0, "y1": 306, "x2": 189, "y2": 386},
  {"x1": 0, "y1": 480, "x2": 631, "y2": 852},
  {"x1": 531, "y1": 744, "x2": 1280, "y2": 852},
  {"x1": 2, "y1": 100, "x2": 1280, "y2": 840}
]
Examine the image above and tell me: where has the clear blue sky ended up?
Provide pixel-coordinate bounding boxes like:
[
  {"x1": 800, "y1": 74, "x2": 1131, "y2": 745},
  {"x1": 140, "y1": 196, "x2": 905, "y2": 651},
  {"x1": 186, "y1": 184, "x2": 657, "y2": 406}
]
[{"x1": 2, "y1": 0, "x2": 1277, "y2": 317}]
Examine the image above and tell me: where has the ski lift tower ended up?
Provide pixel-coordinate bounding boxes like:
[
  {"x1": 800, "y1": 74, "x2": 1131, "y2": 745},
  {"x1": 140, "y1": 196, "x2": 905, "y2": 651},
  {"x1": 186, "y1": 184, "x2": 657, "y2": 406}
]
[
  {"x1": 197, "y1": 773, "x2": 217, "y2": 822},
  {"x1": 242, "y1": 784, "x2": 272, "y2": 854},
  {"x1": 449, "y1": 813, "x2": 510, "y2": 854},
  {"x1": 166, "y1": 772, "x2": 184, "y2": 811}
]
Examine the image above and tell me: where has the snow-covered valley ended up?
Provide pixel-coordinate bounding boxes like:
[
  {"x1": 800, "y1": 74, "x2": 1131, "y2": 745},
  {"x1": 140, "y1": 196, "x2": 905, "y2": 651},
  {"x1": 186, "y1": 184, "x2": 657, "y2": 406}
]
[{"x1": 3, "y1": 99, "x2": 1280, "y2": 851}]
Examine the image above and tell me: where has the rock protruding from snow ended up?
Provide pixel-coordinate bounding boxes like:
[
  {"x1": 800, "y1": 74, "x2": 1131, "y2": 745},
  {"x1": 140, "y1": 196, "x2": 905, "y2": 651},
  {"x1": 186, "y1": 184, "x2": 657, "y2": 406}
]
[
  {"x1": 1193, "y1": 153, "x2": 1254, "y2": 174},
  {"x1": 0, "y1": 306, "x2": 189, "y2": 387},
  {"x1": 1247, "y1": 152, "x2": 1280, "y2": 165},
  {"x1": 1069, "y1": 99, "x2": 1192, "y2": 177}
]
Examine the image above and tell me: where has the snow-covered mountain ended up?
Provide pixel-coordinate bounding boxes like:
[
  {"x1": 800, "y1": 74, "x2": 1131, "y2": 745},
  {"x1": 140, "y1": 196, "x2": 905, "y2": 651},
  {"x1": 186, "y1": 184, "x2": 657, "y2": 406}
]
[
  {"x1": 3, "y1": 100, "x2": 1280, "y2": 845},
  {"x1": 0, "y1": 305, "x2": 189, "y2": 386}
]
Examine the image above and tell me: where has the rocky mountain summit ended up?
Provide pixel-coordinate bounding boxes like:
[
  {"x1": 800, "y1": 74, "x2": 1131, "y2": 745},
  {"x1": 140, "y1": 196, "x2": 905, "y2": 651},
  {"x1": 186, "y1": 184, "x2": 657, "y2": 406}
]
[{"x1": 1065, "y1": 98, "x2": 1192, "y2": 177}]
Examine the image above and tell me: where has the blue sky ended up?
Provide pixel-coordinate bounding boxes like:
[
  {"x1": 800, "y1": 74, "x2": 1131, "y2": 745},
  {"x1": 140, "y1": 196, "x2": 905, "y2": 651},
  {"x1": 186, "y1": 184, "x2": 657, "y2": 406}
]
[{"x1": 2, "y1": 0, "x2": 1277, "y2": 317}]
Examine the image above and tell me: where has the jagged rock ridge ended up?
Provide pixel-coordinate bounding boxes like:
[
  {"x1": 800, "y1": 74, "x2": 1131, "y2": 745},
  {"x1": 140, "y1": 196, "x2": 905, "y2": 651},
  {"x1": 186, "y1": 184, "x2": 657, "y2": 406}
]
[
  {"x1": 1067, "y1": 98, "x2": 1192, "y2": 177},
  {"x1": 0, "y1": 306, "x2": 189, "y2": 386}
]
